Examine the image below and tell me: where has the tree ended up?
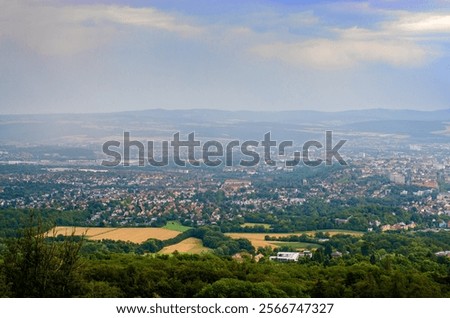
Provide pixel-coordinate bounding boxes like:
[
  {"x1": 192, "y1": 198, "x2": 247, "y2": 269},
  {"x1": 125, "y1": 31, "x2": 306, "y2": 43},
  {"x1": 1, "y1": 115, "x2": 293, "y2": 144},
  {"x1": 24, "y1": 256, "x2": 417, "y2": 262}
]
[
  {"x1": 197, "y1": 278, "x2": 287, "y2": 297},
  {"x1": 324, "y1": 243, "x2": 333, "y2": 257},
  {"x1": 312, "y1": 248, "x2": 325, "y2": 263},
  {"x1": 2, "y1": 215, "x2": 84, "y2": 297},
  {"x1": 370, "y1": 254, "x2": 377, "y2": 265}
]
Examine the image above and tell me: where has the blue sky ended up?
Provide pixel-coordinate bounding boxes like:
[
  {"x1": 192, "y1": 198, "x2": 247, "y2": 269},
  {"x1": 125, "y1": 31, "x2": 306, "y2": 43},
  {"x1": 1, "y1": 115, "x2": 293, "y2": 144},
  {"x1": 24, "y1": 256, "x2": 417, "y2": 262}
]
[{"x1": 1, "y1": 0, "x2": 450, "y2": 114}]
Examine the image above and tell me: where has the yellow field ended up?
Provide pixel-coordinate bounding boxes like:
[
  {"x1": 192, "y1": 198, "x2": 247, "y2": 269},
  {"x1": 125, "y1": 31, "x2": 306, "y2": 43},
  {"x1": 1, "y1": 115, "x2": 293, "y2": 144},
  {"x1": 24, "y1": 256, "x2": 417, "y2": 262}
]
[
  {"x1": 49, "y1": 226, "x2": 181, "y2": 243},
  {"x1": 49, "y1": 226, "x2": 113, "y2": 237},
  {"x1": 226, "y1": 230, "x2": 363, "y2": 249},
  {"x1": 159, "y1": 238, "x2": 210, "y2": 254},
  {"x1": 225, "y1": 233, "x2": 278, "y2": 248}
]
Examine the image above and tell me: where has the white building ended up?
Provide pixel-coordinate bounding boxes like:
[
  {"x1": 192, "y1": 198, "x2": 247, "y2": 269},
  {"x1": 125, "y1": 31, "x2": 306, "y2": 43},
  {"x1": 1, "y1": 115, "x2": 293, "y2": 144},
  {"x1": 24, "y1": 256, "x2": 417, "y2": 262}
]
[{"x1": 269, "y1": 252, "x2": 300, "y2": 262}]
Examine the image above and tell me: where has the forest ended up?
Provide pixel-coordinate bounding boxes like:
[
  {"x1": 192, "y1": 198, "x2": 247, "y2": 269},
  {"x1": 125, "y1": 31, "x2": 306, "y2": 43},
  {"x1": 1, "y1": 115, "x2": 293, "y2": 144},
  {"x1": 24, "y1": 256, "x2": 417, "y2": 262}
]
[{"x1": 0, "y1": 211, "x2": 449, "y2": 298}]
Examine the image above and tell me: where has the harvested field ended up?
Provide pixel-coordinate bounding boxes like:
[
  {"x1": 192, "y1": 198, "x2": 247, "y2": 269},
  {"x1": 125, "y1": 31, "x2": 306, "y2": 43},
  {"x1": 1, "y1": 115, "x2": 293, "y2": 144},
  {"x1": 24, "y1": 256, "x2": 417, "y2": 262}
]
[
  {"x1": 49, "y1": 226, "x2": 181, "y2": 243},
  {"x1": 48, "y1": 226, "x2": 113, "y2": 237},
  {"x1": 226, "y1": 230, "x2": 363, "y2": 249},
  {"x1": 226, "y1": 233, "x2": 280, "y2": 248},
  {"x1": 159, "y1": 238, "x2": 210, "y2": 254}
]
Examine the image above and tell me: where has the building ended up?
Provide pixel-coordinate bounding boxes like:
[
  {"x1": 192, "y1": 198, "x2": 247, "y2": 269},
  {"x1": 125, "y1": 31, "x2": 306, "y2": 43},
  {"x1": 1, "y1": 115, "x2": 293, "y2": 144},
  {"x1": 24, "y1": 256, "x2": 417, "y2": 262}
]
[
  {"x1": 269, "y1": 252, "x2": 300, "y2": 262},
  {"x1": 438, "y1": 221, "x2": 448, "y2": 228},
  {"x1": 335, "y1": 216, "x2": 352, "y2": 225},
  {"x1": 221, "y1": 179, "x2": 252, "y2": 193},
  {"x1": 435, "y1": 251, "x2": 450, "y2": 257},
  {"x1": 331, "y1": 251, "x2": 343, "y2": 258},
  {"x1": 389, "y1": 173, "x2": 406, "y2": 185}
]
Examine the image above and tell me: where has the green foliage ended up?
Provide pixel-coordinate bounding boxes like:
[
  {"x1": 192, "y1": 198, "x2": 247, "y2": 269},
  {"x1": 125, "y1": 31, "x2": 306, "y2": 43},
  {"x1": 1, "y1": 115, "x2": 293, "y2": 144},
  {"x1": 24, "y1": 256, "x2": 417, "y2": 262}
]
[
  {"x1": 76, "y1": 227, "x2": 254, "y2": 257},
  {"x1": 163, "y1": 221, "x2": 192, "y2": 232},
  {"x1": 197, "y1": 228, "x2": 255, "y2": 255},
  {"x1": 0, "y1": 210, "x2": 448, "y2": 298},
  {"x1": 0, "y1": 208, "x2": 91, "y2": 237},
  {"x1": 74, "y1": 243, "x2": 449, "y2": 298},
  {"x1": 1, "y1": 215, "x2": 84, "y2": 297},
  {"x1": 197, "y1": 278, "x2": 287, "y2": 297}
]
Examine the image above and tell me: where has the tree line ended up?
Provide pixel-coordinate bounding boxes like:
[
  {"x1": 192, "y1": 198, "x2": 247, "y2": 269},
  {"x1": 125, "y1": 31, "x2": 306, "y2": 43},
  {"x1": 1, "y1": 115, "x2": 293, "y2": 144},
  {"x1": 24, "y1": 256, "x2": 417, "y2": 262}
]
[{"x1": 0, "y1": 215, "x2": 449, "y2": 297}]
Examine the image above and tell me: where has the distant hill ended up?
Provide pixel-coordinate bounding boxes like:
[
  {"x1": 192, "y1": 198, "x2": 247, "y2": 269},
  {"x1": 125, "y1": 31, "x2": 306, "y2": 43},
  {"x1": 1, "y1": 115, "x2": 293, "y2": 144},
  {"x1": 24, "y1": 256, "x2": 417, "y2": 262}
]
[{"x1": 0, "y1": 108, "x2": 449, "y2": 145}]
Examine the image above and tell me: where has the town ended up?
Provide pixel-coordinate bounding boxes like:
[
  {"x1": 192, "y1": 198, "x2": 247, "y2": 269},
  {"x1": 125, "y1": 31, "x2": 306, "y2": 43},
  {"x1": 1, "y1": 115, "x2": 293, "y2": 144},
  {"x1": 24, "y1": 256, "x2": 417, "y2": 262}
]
[{"x1": 1, "y1": 142, "x2": 449, "y2": 234}]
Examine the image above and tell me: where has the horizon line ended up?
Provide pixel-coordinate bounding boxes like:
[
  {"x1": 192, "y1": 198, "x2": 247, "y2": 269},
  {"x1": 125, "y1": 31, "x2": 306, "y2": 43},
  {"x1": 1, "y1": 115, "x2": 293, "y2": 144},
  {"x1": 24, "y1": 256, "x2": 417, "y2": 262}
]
[{"x1": 1, "y1": 107, "x2": 449, "y2": 117}]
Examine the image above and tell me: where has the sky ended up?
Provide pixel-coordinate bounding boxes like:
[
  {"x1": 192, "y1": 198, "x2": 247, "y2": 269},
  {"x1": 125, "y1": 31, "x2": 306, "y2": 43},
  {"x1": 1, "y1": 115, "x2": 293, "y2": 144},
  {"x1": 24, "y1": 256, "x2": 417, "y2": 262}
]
[{"x1": 1, "y1": 0, "x2": 450, "y2": 114}]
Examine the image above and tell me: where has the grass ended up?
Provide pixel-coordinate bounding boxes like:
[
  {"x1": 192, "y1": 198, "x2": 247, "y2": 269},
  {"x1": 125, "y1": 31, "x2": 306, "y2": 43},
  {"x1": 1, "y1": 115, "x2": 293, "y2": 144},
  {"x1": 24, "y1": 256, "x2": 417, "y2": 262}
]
[
  {"x1": 240, "y1": 222, "x2": 272, "y2": 229},
  {"x1": 309, "y1": 229, "x2": 364, "y2": 236},
  {"x1": 163, "y1": 221, "x2": 192, "y2": 232},
  {"x1": 159, "y1": 238, "x2": 211, "y2": 254},
  {"x1": 271, "y1": 241, "x2": 322, "y2": 250}
]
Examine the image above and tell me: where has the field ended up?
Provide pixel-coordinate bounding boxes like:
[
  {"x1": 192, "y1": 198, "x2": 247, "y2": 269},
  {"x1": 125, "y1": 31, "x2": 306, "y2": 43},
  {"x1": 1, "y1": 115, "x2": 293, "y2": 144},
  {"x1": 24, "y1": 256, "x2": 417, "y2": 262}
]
[
  {"x1": 240, "y1": 223, "x2": 272, "y2": 229},
  {"x1": 308, "y1": 229, "x2": 364, "y2": 236},
  {"x1": 163, "y1": 221, "x2": 192, "y2": 232},
  {"x1": 49, "y1": 227, "x2": 112, "y2": 237},
  {"x1": 159, "y1": 238, "x2": 210, "y2": 254},
  {"x1": 271, "y1": 241, "x2": 322, "y2": 249},
  {"x1": 49, "y1": 226, "x2": 181, "y2": 243},
  {"x1": 226, "y1": 233, "x2": 280, "y2": 248},
  {"x1": 49, "y1": 226, "x2": 363, "y2": 250},
  {"x1": 226, "y1": 230, "x2": 363, "y2": 249}
]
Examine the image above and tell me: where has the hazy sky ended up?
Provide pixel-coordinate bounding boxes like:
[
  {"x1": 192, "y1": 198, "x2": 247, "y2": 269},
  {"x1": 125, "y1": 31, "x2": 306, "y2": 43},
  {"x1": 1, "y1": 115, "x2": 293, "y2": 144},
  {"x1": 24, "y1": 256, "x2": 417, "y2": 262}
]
[{"x1": 1, "y1": 0, "x2": 450, "y2": 114}]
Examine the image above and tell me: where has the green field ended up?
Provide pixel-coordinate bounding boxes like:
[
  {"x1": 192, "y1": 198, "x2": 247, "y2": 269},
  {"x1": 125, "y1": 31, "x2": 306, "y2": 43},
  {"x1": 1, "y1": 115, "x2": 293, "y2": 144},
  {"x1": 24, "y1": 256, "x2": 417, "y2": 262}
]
[
  {"x1": 271, "y1": 241, "x2": 322, "y2": 250},
  {"x1": 253, "y1": 229, "x2": 364, "y2": 237},
  {"x1": 240, "y1": 222, "x2": 272, "y2": 229},
  {"x1": 163, "y1": 221, "x2": 192, "y2": 232},
  {"x1": 310, "y1": 229, "x2": 364, "y2": 236}
]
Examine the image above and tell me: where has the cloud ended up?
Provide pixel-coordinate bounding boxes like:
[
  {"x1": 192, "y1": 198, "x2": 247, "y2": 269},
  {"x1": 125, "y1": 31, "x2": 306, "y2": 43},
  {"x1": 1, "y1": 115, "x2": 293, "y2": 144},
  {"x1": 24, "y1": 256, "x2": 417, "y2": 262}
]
[
  {"x1": 242, "y1": 9, "x2": 320, "y2": 31},
  {"x1": 0, "y1": 1, "x2": 447, "y2": 69},
  {"x1": 250, "y1": 37, "x2": 429, "y2": 69},
  {"x1": 386, "y1": 13, "x2": 450, "y2": 33},
  {"x1": 247, "y1": 8, "x2": 449, "y2": 70},
  {"x1": 98, "y1": 6, "x2": 202, "y2": 35},
  {"x1": 0, "y1": 0, "x2": 202, "y2": 56}
]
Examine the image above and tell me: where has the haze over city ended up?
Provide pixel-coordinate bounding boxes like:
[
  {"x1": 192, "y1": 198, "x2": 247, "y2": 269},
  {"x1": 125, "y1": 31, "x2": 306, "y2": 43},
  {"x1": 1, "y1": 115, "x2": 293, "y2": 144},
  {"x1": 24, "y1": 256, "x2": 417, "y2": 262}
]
[
  {"x1": 1, "y1": 0, "x2": 450, "y2": 114},
  {"x1": 2, "y1": 1, "x2": 450, "y2": 307}
]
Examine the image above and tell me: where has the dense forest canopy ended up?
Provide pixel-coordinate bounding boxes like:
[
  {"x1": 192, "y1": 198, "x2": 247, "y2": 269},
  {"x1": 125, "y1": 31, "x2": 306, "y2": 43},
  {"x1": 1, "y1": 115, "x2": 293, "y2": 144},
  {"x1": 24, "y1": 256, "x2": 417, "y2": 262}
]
[{"x1": 0, "y1": 210, "x2": 449, "y2": 298}]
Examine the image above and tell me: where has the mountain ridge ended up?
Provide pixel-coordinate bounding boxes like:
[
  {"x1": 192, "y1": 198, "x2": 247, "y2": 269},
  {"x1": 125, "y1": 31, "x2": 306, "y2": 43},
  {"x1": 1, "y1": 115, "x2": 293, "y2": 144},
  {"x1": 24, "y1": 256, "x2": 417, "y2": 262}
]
[{"x1": 1, "y1": 108, "x2": 449, "y2": 145}]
